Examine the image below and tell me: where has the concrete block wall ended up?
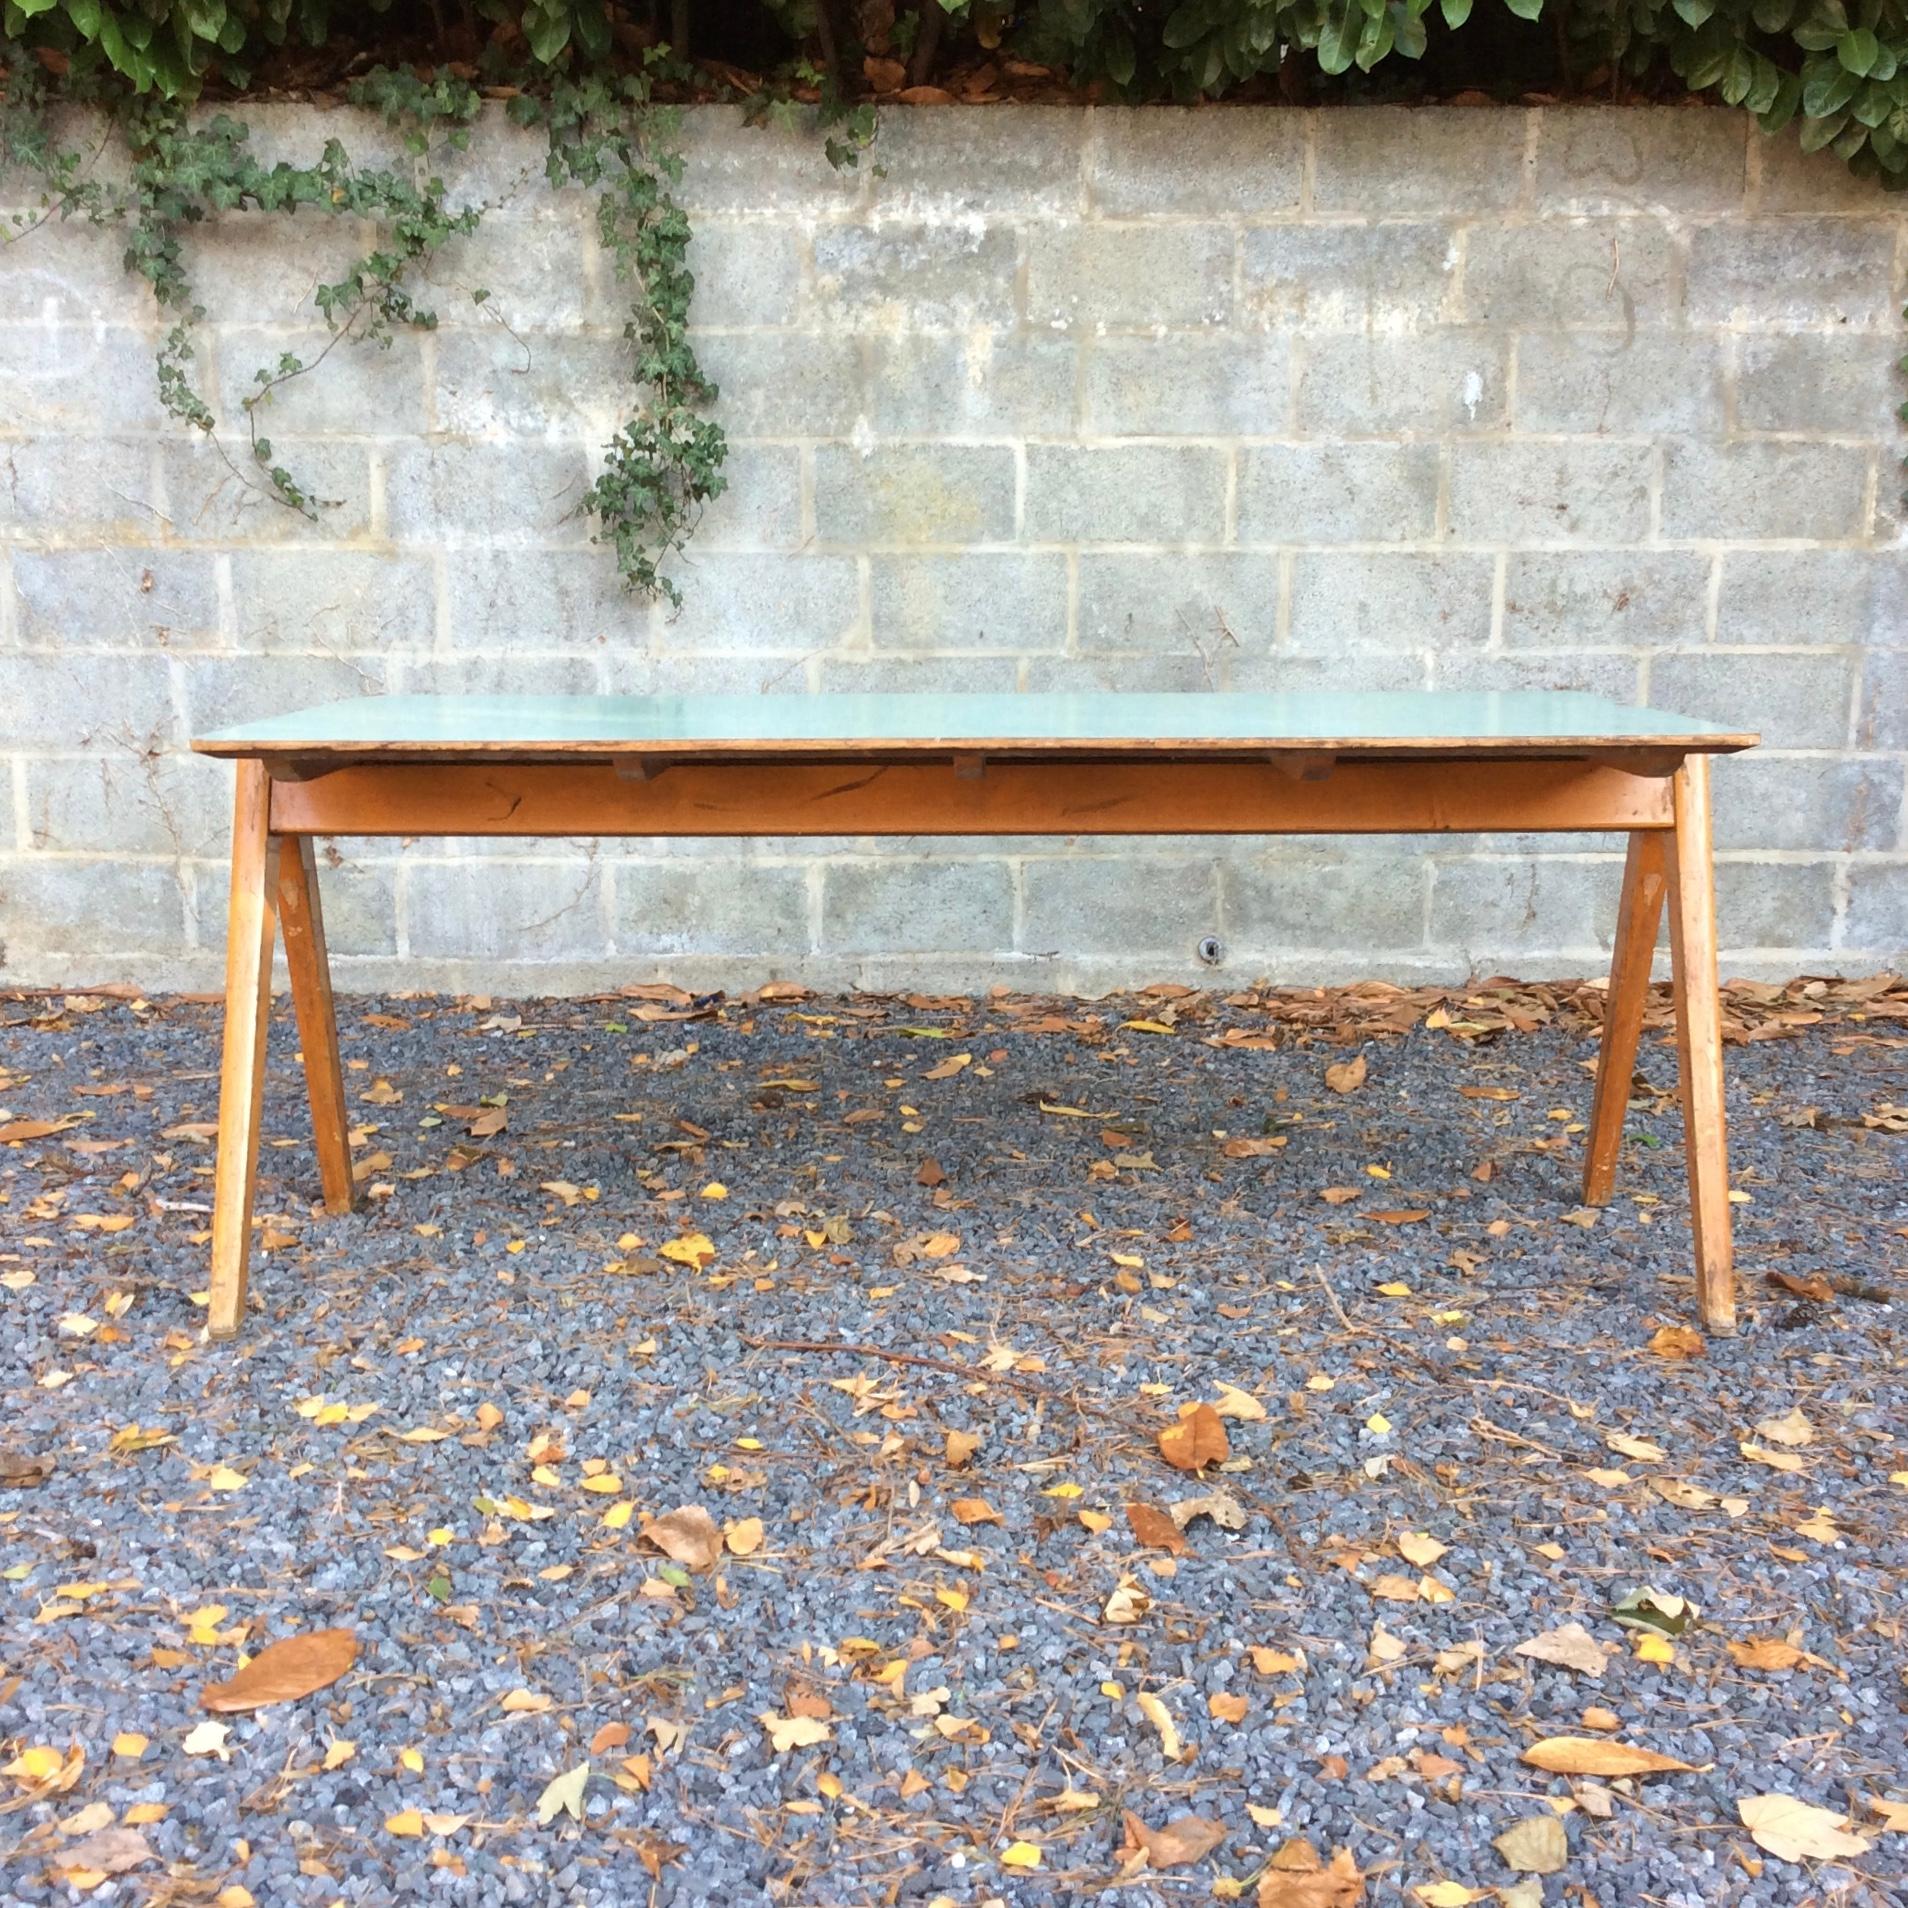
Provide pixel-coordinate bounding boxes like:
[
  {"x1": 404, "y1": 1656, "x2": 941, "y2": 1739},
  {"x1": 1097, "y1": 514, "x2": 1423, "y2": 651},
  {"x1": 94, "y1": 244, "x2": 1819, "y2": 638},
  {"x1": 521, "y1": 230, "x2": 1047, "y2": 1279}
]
[{"x1": 1, "y1": 102, "x2": 1904, "y2": 994}]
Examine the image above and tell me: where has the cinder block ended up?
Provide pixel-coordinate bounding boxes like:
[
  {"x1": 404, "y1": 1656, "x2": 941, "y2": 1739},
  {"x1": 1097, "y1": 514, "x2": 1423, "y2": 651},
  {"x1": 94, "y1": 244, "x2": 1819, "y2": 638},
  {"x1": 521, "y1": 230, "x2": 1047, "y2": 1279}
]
[
  {"x1": 1241, "y1": 222, "x2": 1457, "y2": 331},
  {"x1": 613, "y1": 860, "x2": 810, "y2": 956},
  {"x1": 1026, "y1": 445, "x2": 1225, "y2": 543},
  {"x1": 1464, "y1": 218, "x2": 1678, "y2": 327},
  {"x1": 0, "y1": 654, "x2": 177, "y2": 749},
  {"x1": 814, "y1": 655, "x2": 1020, "y2": 694},
  {"x1": 231, "y1": 550, "x2": 435, "y2": 654},
  {"x1": 385, "y1": 440, "x2": 589, "y2": 546},
  {"x1": 1857, "y1": 651, "x2": 1908, "y2": 750},
  {"x1": 1025, "y1": 655, "x2": 1227, "y2": 693},
  {"x1": 190, "y1": 217, "x2": 386, "y2": 328},
  {"x1": 654, "y1": 554, "x2": 860, "y2": 652},
  {"x1": 814, "y1": 444, "x2": 1015, "y2": 545},
  {"x1": 12, "y1": 548, "x2": 220, "y2": 647},
  {"x1": 1711, "y1": 753, "x2": 1904, "y2": 852},
  {"x1": 813, "y1": 223, "x2": 1017, "y2": 330},
  {"x1": 432, "y1": 329, "x2": 630, "y2": 438},
  {"x1": 1502, "y1": 552, "x2": 1709, "y2": 649},
  {"x1": 1431, "y1": 650, "x2": 1642, "y2": 699},
  {"x1": 1021, "y1": 854, "x2": 1218, "y2": 956},
  {"x1": 428, "y1": 217, "x2": 594, "y2": 330},
  {"x1": 820, "y1": 857, "x2": 1014, "y2": 954},
  {"x1": 1076, "y1": 553, "x2": 1282, "y2": 653},
  {"x1": 161, "y1": 436, "x2": 373, "y2": 543},
  {"x1": 682, "y1": 331, "x2": 861, "y2": 438},
  {"x1": 1661, "y1": 442, "x2": 1869, "y2": 542},
  {"x1": 1715, "y1": 859, "x2": 1837, "y2": 947},
  {"x1": 282, "y1": 852, "x2": 398, "y2": 959},
  {"x1": 1515, "y1": 331, "x2": 1725, "y2": 435},
  {"x1": 1429, "y1": 854, "x2": 1625, "y2": 954},
  {"x1": 2, "y1": 438, "x2": 159, "y2": 537},
  {"x1": 1716, "y1": 551, "x2": 1892, "y2": 648},
  {"x1": 1841, "y1": 862, "x2": 1908, "y2": 952},
  {"x1": 216, "y1": 325, "x2": 428, "y2": 436},
  {"x1": 1027, "y1": 224, "x2": 1234, "y2": 329},
  {"x1": 869, "y1": 555, "x2": 1066, "y2": 652},
  {"x1": 1289, "y1": 553, "x2": 1493, "y2": 650},
  {"x1": 25, "y1": 752, "x2": 223, "y2": 856},
  {"x1": 1754, "y1": 129, "x2": 1882, "y2": 211},
  {"x1": 1237, "y1": 444, "x2": 1439, "y2": 543},
  {"x1": 221, "y1": 101, "x2": 419, "y2": 176},
  {"x1": 1, "y1": 325, "x2": 169, "y2": 432},
  {"x1": 866, "y1": 107, "x2": 1083, "y2": 217},
  {"x1": 864, "y1": 333, "x2": 1075, "y2": 438},
  {"x1": 1087, "y1": 108, "x2": 1305, "y2": 216},
  {"x1": 1314, "y1": 109, "x2": 1528, "y2": 215},
  {"x1": 1734, "y1": 333, "x2": 1900, "y2": 436},
  {"x1": 685, "y1": 218, "x2": 804, "y2": 327},
  {"x1": 1086, "y1": 335, "x2": 1290, "y2": 436},
  {"x1": 180, "y1": 654, "x2": 388, "y2": 737},
  {"x1": 1225, "y1": 844, "x2": 1428, "y2": 951},
  {"x1": 0, "y1": 220, "x2": 157, "y2": 326},
  {"x1": 404, "y1": 856, "x2": 607, "y2": 961},
  {"x1": 1447, "y1": 442, "x2": 1653, "y2": 544},
  {"x1": 0, "y1": 857, "x2": 187, "y2": 962},
  {"x1": 1295, "y1": 332, "x2": 1507, "y2": 435},
  {"x1": 1687, "y1": 221, "x2": 1898, "y2": 326},
  {"x1": 689, "y1": 444, "x2": 803, "y2": 551},
  {"x1": 423, "y1": 105, "x2": 560, "y2": 217},
  {"x1": 1648, "y1": 649, "x2": 1856, "y2": 748},
  {"x1": 1532, "y1": 108, "x2": 1746, "y2": 213},
  {"x1": 443, "y1": 549, "x2": 637, "y2": 651},
  {"x1": 399, "y1": 653, "x2": 603, "y2": 697},
  {"x1": 1224, "y1": 653, "x2": 1428, "y2": 695},
  {"x1": 673, "y1": 106, "x2": 864, "y2": 215}
]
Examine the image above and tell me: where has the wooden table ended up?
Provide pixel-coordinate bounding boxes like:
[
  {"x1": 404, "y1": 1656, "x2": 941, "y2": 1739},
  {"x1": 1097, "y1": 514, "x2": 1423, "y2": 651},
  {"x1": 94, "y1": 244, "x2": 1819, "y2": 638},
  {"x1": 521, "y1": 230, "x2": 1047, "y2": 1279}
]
[{"x1": 194, "y1": 689, "x2": 1756, "y2": 1340}]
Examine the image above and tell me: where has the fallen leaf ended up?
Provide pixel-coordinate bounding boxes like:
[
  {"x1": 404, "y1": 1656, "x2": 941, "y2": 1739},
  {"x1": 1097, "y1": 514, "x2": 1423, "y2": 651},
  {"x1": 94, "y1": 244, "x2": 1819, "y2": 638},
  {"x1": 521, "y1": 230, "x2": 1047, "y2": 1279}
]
[
  {"x1": 1738, "y1": 1794, "x2": 1871, "y2": 1864},
  {"x1": 950, "y1": 1497, "x2": 1002, "y2": 1526},
  {"x1": 999, "y1": 1839, "x2": 1042, "y2": 1868},
  {"x1": 201, "y1": 1628, "x2": 358, "y2": 1713},
  {"x1": 501, "y1": 1690, "x2": 553, "y2": 1715},
  {"x1": 1257, "y1": 1844, "x2": 1366, "y2": 1906},
  {"x1": 944, "y1": 1429, "x2": 980, "y2": 1467},
  {"x1": 1325, "y1": 1054, "x2": 1367, "y2": 1093},
  {"x1": 535, "y1": 1761, "x2": 589, "y2": 1825},
  {"x1": 724, "y1": 1517, "x2": 765, "y2": 1556},
  {"x1": 640, "y1": 1506, "x2": 722, "y2": 1573},
  {"x1": 1171, "y1": 1489, "x2": 1248, "y2": 1532},
  {"x1": 760, "y1": 1712, "x2": 832, "y2": 1754},
  {"x1": 1514, "y1": 1622, "x2": 1606, "y2": 1678},
  {"x1": 1493, "y1": 1815, "x2": 1568, "y2": 1874},
  {"x1": 658, "y1": 1232, "x2": 716, "y2": 1269},
  {"x1": 182, "y1": 1721, "x2": 231, "y2": 1760},
  {"x1": 1158, "y1": 1402, "x2": 1229, "y2": 1472},
  {"x1": 1605, "y1": 1434, "x2": 1665, "y2": 1463},
  {"x1": 1126, "y1": 1502, "x2": 1187, "y2": 1553},
  {"x1": 1647, "y1": 1324, "x2": 1704, "y2": 1359},
  {"x1": 1520, "y1": 1737, "x2": 1693, "y2": 1777},
  {"x1": 1754, "y1": 1407, "x2": 1816, "y2": 1448},
  {"x1": 1728, "y1": 1637, "x2": 1806, "y2": 1673},
  {"x1": 1397, "y1": 1532, "x2": 1447, "y2": 1568},
  {"x1": 1121, "y1": 1809, "x2": 1227, "y2": 1868},
  {"x1": 1103, "y1": 1581, "x2": 1151, "y2": 1624},
  {"x1": 1212, "y1": 1382, "x2": 1267, "y2": 1421},
  {"x1": 1414, "y1": 1886, "x2": 1489, "y2": 1907},
  {"x1": 1136, "y1": 1689, "x2": 1182, "y2": 1760},
  {"x1": 54, "y1": 1827, "x2": 152, "y2": 1876}
]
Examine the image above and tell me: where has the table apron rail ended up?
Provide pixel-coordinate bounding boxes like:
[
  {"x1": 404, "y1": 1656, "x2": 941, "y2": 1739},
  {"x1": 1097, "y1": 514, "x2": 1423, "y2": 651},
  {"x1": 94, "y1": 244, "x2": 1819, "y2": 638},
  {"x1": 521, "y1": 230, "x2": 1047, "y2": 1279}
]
[{"x1": 265, "y1": 757, "x2": 1676, "y2": 837}]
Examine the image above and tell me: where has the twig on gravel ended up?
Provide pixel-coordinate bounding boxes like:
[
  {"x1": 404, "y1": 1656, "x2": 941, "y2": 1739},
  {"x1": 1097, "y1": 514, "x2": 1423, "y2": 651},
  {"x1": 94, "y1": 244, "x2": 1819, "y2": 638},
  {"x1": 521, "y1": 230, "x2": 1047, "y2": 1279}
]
[
  {"x1": 1307, "y1": 1259, "x2": 1354, "y2": 1333},
  {"x1": 737, "y1": 1334, "x2": 1122, "y2": 1420}
]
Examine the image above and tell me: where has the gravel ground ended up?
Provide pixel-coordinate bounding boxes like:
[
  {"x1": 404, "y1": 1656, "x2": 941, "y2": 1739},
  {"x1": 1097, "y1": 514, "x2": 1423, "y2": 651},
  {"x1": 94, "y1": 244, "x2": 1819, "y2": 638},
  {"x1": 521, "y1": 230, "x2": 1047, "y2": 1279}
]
[{"x1": 1, "y1": 977, "x2": 1905, "y2": 1908}]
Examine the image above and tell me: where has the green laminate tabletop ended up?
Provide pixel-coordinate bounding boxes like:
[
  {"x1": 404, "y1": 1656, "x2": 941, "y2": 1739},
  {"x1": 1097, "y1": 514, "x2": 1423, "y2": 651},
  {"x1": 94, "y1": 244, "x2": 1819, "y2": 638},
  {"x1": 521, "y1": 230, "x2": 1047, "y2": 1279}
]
[{"x1": 194, "y1": 690, "x2": 1757, "y2": 760}]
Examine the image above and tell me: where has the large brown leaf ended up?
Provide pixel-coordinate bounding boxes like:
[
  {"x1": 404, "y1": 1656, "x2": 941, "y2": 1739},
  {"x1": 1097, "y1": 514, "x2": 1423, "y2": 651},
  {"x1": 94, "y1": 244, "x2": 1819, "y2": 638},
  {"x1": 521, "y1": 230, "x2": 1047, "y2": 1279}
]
[
  {"x1": 1519, "y1": 1736, "x2": 1694, "y2": 1777},
  {"x1": 1257, "y1": 1845, "x2": 1365, "y2": 1906},
  {"x1": 1119, "y1": 1809, "x2": 1227, "y2": 1869},
  {"x1": 641, "y1": 1506, "x2": 723, "y2": 1572},
  {"x1": 1158, "y1": 1403, "x2": 1229, "y2": 1473},
  {"x1": 201, "y1": 1629, "x2": 359, "y2": 1713}
]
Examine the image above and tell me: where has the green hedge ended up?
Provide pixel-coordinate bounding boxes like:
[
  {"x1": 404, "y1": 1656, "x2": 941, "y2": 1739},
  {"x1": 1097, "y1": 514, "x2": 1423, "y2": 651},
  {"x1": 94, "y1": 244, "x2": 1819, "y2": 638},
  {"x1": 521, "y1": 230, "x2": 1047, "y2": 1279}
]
[{"x1": 3, "y1": 0, "x2": 1907, "y2": 185}]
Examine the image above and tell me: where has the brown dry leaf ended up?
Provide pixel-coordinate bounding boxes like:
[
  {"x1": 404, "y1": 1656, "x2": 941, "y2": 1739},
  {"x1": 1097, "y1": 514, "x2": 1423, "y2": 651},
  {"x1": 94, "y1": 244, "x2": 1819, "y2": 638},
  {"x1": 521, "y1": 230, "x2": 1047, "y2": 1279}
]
[
  {"x1": 1754, "y1": 1407, "x2": 1815, "y2": 1448},
  {"x1": 54, "y1": 1827, "x2": 153, "y2": 1877},
  {"x1": 1212, "y1": 1382, "x2": 1267, "y2": 1421},
  {"x1": 1324, "y1": 1054, "x2": 1368, "y2": 1094},
  {"x1": 1171, "y1": 1489, "x2": 1248, "y2": 1532},
  {"x1": 724, "y1": 1517, "x2": 765, "y2": 1556},
  {"x1": 1126, "y1": 1502, "x2": 1187, "y2": 1554},
  {"x1": 1135, "y1": 1689, "x2": 1183, "y2": 1760},
  {"x1": 1514, "y1": 1622, "x2": 1606, "y2": 1678},
  {"x1": 1257, "y1": 1844, "x2": 1366, "y2": 1907},
  {"x1": 1728, "y1": 1637, "x2": 1807, "y2": 1673},
  {"x1": 949, "y1": 1497, "x2": 1001, "y2": 1526},
  {"x1": 1103, "y1": 1581, "x2": 1151, "y2": 1625},
  {"x1": 200, "y1": 1629, "x2": 358, "y2": 1714},
  {"x1": 1210, "y1": 1691, "x2": 1249, "y2": 1724},
  {"x1": 1397, "y1": 1532, "x2": 1447, "y2": 1568},
  {"x1": 1158, "y1": 1402, "x2": 1229, "y2": 1472},
  {"x1": 944, "y1": 1429, "x2": 980, "y2": 1467},
  {"x1": 1251, "y1": 1646, "x2": 1304, "y2": 1675},
  {"x1": 640, "y1": 1507, "x2": 723, "y2": 1573},
  {"x1": 760, "y1": 1711, "x2": 832, "y2": 1755},
  {"x1": 1737, "y1": 1794, "x2": 1872, "y2": 1864},
  {"x1": 1493, "y1": 1816, "x2": 1568, "y2": 1874},
  {"x1": 1319, "y1": 1186, "x2": 1362, "y2": 1205},
  {"x1": 1520, "y1": 1737, "x2": 1694, "y2": 1777},
  {"x1": 1120, "y1": 1809, "x2": 1227, "y2": 1869},
  {"x1": 589, "y1": 1722, "x2": 630, "y2": 1755},
  {"x1": 1647, "y1": 1324, "x2": 1705, "y2": 1359}
]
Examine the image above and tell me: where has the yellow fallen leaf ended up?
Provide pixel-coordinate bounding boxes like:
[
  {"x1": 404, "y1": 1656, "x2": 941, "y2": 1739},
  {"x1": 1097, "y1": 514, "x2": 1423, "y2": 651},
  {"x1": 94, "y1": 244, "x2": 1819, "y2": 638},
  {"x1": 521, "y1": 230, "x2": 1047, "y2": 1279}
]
[
  {"x1": 725, "y1": 1517, "x2": 765, "y2": 1556},
  {"x1": 386, "y1": 1810, "x2": 425, "y2": 1837},
  {"x1": 760, "y1": 1712, "x2": 832, "y2": 1754},
  {"x1": 1520, "y1": 1737, "x2": 1693, "y2": 1777},
  {"x1": 1738, "y1": 1794, "x2": 1872, "y2": 1864},
  {"x1": 535, "y1": 1761, "x2": 590, "y2": 1825},
  {"x1": 111, "y1": 1732, "x2": 148, "y2": 1759},
  {"x1": 659, "y1": 1232, "x2": 716, "y2": 1269},
  {"x1": 1000, "y1": 1841, "x2": 1042, "y2": 1868},
  {"x1": 206, "y1": 1466, "x2": 247, "y2": 1492},
  {"x1": 1135, "y1": 1690, "x2": 1182, "y2": 1760}
]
